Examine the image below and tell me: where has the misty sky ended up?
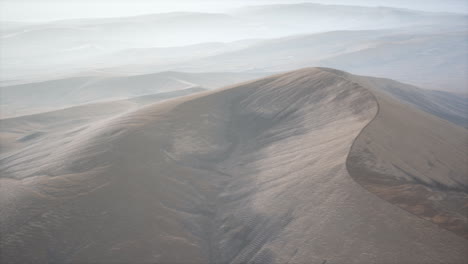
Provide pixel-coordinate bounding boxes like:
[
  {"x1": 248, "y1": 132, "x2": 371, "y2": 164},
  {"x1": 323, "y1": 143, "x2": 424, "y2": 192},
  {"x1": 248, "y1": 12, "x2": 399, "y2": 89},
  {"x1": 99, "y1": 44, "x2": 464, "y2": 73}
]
[{"x1": 1, "y1": 0, "x2": 467, "y2": 22}]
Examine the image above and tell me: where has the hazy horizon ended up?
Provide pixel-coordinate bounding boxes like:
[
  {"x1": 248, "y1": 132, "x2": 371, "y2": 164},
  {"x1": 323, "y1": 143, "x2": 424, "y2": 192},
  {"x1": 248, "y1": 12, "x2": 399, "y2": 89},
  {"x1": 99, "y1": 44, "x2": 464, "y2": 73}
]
[{"x1": 1, "y1": 0, "x2": 467, "y2": 22}]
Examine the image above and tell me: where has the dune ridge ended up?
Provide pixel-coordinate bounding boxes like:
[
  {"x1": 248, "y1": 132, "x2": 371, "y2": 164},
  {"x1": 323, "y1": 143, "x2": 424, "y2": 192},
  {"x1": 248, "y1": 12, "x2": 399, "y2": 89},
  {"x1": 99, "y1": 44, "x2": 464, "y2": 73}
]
[
  {"x1": 1, "y1": 68, "x2": 467, "y2": 263},
  {"x1": 342, "y1": 68, "x2": 468, "y2": 239}
]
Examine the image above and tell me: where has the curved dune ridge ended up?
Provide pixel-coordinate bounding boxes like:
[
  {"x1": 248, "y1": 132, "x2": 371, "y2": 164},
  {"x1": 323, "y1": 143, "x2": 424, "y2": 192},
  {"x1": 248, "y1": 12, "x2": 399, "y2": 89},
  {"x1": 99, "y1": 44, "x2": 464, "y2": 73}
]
[
  {"x1": 0, "y1": 68, "x2": 467, "y2": 263},
  {"x1": 342, "y1": 69, "x2": 468, "y2": 239}
]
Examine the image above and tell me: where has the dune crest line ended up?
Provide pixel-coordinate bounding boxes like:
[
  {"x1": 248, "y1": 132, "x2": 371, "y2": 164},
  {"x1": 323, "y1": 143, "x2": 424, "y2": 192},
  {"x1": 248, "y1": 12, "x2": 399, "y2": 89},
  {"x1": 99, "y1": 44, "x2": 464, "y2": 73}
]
[{"x1": 341, "y1": 68, "x2": 468, "y2": 239}]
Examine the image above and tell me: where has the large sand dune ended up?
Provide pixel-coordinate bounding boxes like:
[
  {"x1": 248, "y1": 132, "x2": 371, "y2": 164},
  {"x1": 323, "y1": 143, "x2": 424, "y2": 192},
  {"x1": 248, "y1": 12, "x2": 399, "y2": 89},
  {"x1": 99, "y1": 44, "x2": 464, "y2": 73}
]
[{"x1": 1, "y1": 68, "x2": 467, "y2": 263}]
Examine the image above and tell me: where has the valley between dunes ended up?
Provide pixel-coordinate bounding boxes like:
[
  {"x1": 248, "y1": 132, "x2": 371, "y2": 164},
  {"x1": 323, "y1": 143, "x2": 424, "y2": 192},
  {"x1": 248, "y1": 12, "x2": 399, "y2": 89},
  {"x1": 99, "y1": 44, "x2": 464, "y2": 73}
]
[{"x1": 0, "y1": 68, "x2": 467, "y2": 263}]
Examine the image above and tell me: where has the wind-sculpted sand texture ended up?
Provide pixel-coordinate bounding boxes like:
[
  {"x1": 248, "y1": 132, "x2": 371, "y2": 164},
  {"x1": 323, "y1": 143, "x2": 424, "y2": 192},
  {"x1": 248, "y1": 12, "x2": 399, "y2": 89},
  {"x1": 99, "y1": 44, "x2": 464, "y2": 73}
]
[{"x1": 1, "y1": 68, "x2": 467, "y2": 263}]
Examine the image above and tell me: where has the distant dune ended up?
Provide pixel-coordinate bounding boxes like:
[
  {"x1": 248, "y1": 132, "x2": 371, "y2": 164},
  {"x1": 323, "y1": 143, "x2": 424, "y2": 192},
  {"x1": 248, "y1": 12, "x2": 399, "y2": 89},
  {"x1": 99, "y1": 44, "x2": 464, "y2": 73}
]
[
  {"x1": 1, "y1": 68, "x2": 466, "y2": 263},
  {"x1": 176, "y1": 29, "x2": 468, "y2": 93},
  {"x1": 2, "y1": 4, "x2": 467, "y2": 88},
  {"x1": 0, "y1": 71, "x2": 267, "y2": 118}
]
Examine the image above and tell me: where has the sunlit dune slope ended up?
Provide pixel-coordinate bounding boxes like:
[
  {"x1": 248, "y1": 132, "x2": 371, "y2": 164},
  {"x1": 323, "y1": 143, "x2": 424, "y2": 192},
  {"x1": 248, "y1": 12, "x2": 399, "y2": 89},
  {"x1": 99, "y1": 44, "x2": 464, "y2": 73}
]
[{"x1": 0, "y1": 87, "x2": 204, "y2": 154}]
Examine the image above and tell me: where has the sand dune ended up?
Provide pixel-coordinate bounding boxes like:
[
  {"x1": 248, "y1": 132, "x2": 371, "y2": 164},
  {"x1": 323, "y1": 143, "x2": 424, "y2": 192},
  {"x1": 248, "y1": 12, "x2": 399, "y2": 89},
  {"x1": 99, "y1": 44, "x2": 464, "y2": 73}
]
[{"x1": 1, "y1": 68, "x2": 467, "y2": 263}]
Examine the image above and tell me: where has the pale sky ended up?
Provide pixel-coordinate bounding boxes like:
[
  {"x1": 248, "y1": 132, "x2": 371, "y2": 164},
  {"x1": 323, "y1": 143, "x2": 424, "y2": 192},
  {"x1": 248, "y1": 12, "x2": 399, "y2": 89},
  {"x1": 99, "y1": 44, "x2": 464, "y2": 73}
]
[{"x1": 1, "y1": 0, "x2": 467, "y2": 22}]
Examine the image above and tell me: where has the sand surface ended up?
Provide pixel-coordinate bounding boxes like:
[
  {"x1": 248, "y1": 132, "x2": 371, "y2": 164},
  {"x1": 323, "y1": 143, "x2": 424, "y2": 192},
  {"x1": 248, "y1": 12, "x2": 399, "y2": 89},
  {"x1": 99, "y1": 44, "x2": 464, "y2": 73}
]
[{"x1": 1, "y1": 68, "x2": 467, "y2": 263}]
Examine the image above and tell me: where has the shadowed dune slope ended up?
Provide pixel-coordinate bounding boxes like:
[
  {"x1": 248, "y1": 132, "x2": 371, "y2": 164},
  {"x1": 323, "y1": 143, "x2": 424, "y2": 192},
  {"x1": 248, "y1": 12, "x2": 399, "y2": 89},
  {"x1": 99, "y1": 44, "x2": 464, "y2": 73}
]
[
  {"x1": 1, "y1": 68, "x2": 467, "y2": 263},
  {"x1": 341, "y1": 69, "x2": 468, "y2": 239}
]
